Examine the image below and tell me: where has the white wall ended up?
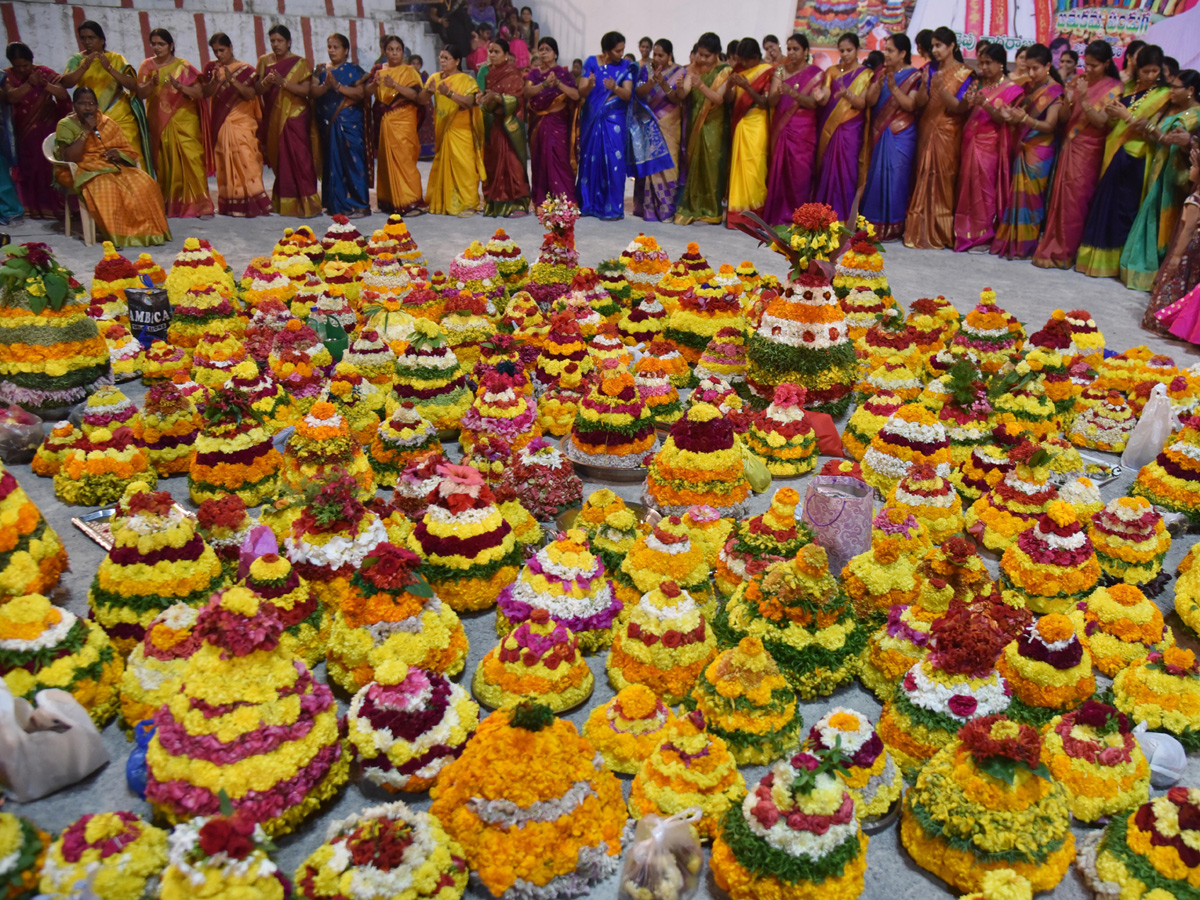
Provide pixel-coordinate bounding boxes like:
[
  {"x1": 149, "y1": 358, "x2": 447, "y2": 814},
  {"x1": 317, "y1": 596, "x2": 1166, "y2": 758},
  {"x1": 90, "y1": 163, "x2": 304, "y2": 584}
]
[{"x1": 530, "y1": 0, "x2": 799, "y2": 66}]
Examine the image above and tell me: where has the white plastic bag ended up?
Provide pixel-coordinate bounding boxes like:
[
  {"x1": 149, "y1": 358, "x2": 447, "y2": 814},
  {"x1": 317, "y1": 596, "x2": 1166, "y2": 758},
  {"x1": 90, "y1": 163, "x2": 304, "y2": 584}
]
[
  {"x1": 1122, "y1": 384, "x2": 1181, "y2": 471},
  {"x1": 0, "y1": 680, "x2": 109, "y2": 802},
  {"x1": 1133, "y1": 722, "x2": 1188, "y2": 787},
  {"x1": 619, "y1": 810, "x2": 703, "y2": 900}
]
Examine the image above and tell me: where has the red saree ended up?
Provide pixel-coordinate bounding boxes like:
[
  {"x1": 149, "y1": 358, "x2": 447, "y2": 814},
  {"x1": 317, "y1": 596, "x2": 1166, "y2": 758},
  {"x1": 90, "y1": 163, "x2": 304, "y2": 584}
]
[
  {"x1": 256, "y1": 53, "x2": 321, "y2": 218},
  {"x1": 5, "y1": 66, "x2": 70, "y2": 218}
]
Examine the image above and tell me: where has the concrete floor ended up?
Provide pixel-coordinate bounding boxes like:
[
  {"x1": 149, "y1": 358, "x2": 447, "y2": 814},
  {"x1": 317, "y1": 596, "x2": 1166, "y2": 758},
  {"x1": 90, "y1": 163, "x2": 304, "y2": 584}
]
[{"x1": 4, "y1": 192, "x2": 1200, "y2": 899}]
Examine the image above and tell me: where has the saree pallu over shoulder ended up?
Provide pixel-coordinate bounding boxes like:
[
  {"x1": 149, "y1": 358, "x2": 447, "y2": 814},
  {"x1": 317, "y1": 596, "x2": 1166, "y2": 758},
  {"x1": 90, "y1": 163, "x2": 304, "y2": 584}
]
[
  {"x1": 204, "y1": 61, "x2": 270, "y2": 218},
  {"x1": 54, "y1": 113, "x2": 170, "y2": 247},
  {"x1": 315, "y1": 60, "x2": 370, "y2": 215},
  {"x1": 66, "y1": 51, "x2": 154, "y2": 175},
  {"x1": 1119, "y1": 106, "x2": 1200, "y2": 291},
  {"x1": 1033, "y1": 75, "x2": 1121, "y2": 269},
  {"x1": 726, "y1": 62, "x2": 773, "y2": 229},
  {"x1": 635, "y1": 63, "x2": 684, "y2": 222},
  {"x1": 674, "y1": 63, "x2": 730, "y2": 225},
  {"x1": 953, "y1": 79, "x2": 1023, "y2": 251},
  {"x1": 991, "y1": 80, "x2": 1064, "y2": 259},
  {"x1": 138, "y1": 56, "x2": 213, "y2": 218},
  {"x1": 862, "y1": 67, "x2": 919, "y2": 241},
  {"x1": 425, "y1": 70, "x2": 485, "y2": 216},
  {"x1": 256, "y1": 53, "x2": 321, "y2": 217},
  {"x1": 527, "y1": 66, "x2": 577, "y2": 205},
  {"x1": 814, "y1": 65, "x2": 871, "y2": 220},
  {"x1": 904, "y1": 63, "x2": 972, "y2": 249},
  {"x1": 1076, "y1": 85, "x2": 1172, "y2": 278},
  {"x1": 577, "y1": 56, "x2": 635, "y2": 219},
  {"x1": 374, "y1": 64, "x2": 424, "y2": 214},
  {"x1": 478, "y1": 61, "x2": 531, "y2": 217},
  {"x1": 5, "y1": 65, "x2": 68, "y2": 219},
  {"x1": 763, "y1": 64, "x2": 823, "y2": 225}
]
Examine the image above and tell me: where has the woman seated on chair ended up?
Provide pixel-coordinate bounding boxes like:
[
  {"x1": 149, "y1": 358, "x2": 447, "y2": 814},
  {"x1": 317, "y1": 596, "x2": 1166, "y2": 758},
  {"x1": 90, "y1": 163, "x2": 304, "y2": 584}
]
[{"x1": 54, "y1": 86, "x2": 171, "y2": 247}]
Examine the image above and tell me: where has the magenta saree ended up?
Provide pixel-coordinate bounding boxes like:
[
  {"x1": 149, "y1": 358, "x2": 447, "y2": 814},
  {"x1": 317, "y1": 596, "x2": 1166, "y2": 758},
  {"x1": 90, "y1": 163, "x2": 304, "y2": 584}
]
[
  {"x1": 763, "y1": 64, "x2": 824, "y2": 225},
  {"x1": 527, "y1": 65, "x2": 577, "y2": 206},
  {"x1": 814, "y1": 65, "x2": 871, "y2": 221},
  {"x1": 953, "y1": 79, "x2": 1023, "y2": 251},
  {"x1": 5, "y1": 66, "x2": 69, "y2": 219},
  {"x1": 256, "y1": 53, "x2": 321, "y2": 218}
]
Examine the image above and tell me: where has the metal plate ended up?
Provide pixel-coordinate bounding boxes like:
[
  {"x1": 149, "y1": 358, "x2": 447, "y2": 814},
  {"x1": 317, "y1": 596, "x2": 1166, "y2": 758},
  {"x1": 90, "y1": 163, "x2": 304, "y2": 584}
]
[
  {"x1": 1049, "y1": 451, "x2": 1122, "y2": 487},
  {"x1": 72, "y1": 502, "x2": 195, "y2": 551},
  {"x1": 862, "y1": 797, "x2": 901, "y2": 834},
  {"x1": 556, "y1": 502, "x2": 658, "y2": 534},
  {"x1": 559, "y1": 435, "x2": 655, "y2": 484}
]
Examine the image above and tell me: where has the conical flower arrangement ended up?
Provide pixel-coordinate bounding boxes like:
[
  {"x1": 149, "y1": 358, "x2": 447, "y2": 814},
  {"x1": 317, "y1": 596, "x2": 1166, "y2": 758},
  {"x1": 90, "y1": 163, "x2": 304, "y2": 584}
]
[
  {"x1": 1071, "y1": 583, "x2": 1174, "y2": 677},
  {"x1": 368, "y1": 402, "x2": 440, "y2": 488},
  {"x1": 841, "y1": 285, "x2": 888, "y2": 342},
  {"x1": 1113, "y1": 646, "x2": 1200, "y2": 750},
  {"x1": 91, "y1": 240, "x2": 138, "y2": 311},
  {"x1": 164, "y1": 237, "x2": 237, "y2": 306},
  {"x1": 1089, "y1": 496, "x2": 1171, "y2": 589},
  {"x1": 906, "y1": 295, "x2": 960, "y2": 352},
  {"x1": 711, "y1": 745, "x2": 869, "y2": 900},
  {"x1": 842, "y1": 507, "x2": 928, "y2": 621},
  {"x1": 717, "y1": 544, "x2": 865, "y2": 698},
  {"x1": 689, "y1": 373, "x2": 750, "y2": 431},
  {"x1": 900, "y1": 716, "x2": 1075, "y2": 893},
  {"x1": 618, "y1": 294, "x2": 667, "y2": 346},
  {"x1": 391, "y1": 319, "x2": 473, "y2": 431},
  {"x1": 689, "y1": 636, "x2": 803, "y2": 765},
  {"x1": 80, "y1": 384, "x2": 141, "y2": 439},
  {"x1": 617, "y1": 516, "x2": 712, "y2": 612},
  {"x1": 189, "y1": 387, "x2": 282, "y2": 507},
  {"x1": 194, "y1": 495, "x2": 253, "y2": 583},
  {"x1": 583, "y1": 684, "x2": 675, "y2": 774},
  {"x1": 744, "y1": 383, "x2": 818, "y2": 476},
  {"x1": 597, "y1": 257, "x2": 632, "y2": 307},
  {"x1": 1069, "y1": 390, "x2": 1137, "y2": 452},
  {"x1": 633, "y1": 355, "x2": 684, "y2": 425},
  {"x1": 629, "y1": 710, "x2": 745, "y2": 841},
  {"x1": 406, "y1": 463, "x2": 522, "y2": 612},
  {"x1": 141, "y1": 381, "x2": 200, "y2": 477},
  {"x1": 861, "y1": 307, "x2": 919, "y2": 372},
  {"x1": 0, "y1": 460, "x2": 68, "y2": 601},
  {"x1": 100, "y1": 320, "x2": 142, "y2": 376},
  {"x1": 485, "y1": 227, "x2": 529, "y2": 287},
  {"x1": 999, "y1": 501, "x2": 1102, "y2": 614},
  {"x1": 951, "y1": 288, "x2": 1026, "y2": 374},
  {"x1": 472, "y1": 609, "x2": 594, "y2": 711},
  {"x1": 38, "y1": 812, "x2": 167, "y2": 900},
  {"x1": 997, "y1": 614, "x2": 1095, "y2": 727},
  {"x1": 862, "y1": 402, "x2": 952, "y2": 494},
  {"x1": 567, "y1": 358, "x2": 657, "y2": 468},
  {"x1": 243, "y1": 298, "x2": 294, "y2": 363},
  {"x1": 990, "y1": 379, "x2": 1061, "y2": 443},
  {"x1": 145, "y1": 586, "x2": 348, "y2": 836},
  {"x1": 0, "y1": 592, "x2": 122, "y2": 726},
  {"x1": 842, "y1": 389, "x2": 904, "y2": 461},
  {"x1": 664, "y1": 283, "x2": 743, "y2": 364},
  {"x1": 225, "y1": 359, "x2": 291, "y2": 430},
  {"x1": 281, "y1": 400, "x2": 374, "y2": 500},
  {"x1": 460, "y1": 364, "x2": 540, "y2": 455},
  {"x1": 967, "y1": 441, "x2": 1060, "y2": 552},
  {"x1": 622, "y1": 233, "x2": 672, "y2": 303},
  {"x1": 449, "y1": 240, "x2": 507, "y2": 312},
  {"x1": 885, "y1": 463, "x2": 963, "y2": 544},
  {"x1": 714, "y1": 487, "x2": 813, "y2": 597},
  {"x1": 645, "y1": 402, "x2": 751, "y2": 516},
  {"x1": 694, "y1": 324, "x2": 749, "y2": 386},
  {"x1": 169, "y1": 284, "x2": 242, "y2": 350},
  {"x1": 345, "y1": 661, "x2": 479, "y2": 794},
  {"x1": 533, "y1": 312, "x2": 591, "y2": 392},
  {"x1": 119, "y1": 604, "x2": 201, "y2": 729},
  {"x1": 806, "y1": 708, "x2": 903, "y2": 821},
  {"x1": 327, "y1": 542, "x2": 467, "y2": 692},
  {"x1": 859, "y1": 356, "x2": 923, "y2": 402},
  {"x1": 240, "y1": 256, "x2": 295, "y2": 311},
  {"x1": 267, "y1": 318, "x2": 333, "y2": 409},
  {"x1": 89, "y1": 486, "x2": 224, "y2": 653},
  {"x1": 239, "y1": 549, "x2": 327, "y2": 669},
  {"x1": 54, "y1": 426, "x2": 157, "y2": 506},
  {"x1": 496, "y1": 530, "x2": 622, "y2": 652}
]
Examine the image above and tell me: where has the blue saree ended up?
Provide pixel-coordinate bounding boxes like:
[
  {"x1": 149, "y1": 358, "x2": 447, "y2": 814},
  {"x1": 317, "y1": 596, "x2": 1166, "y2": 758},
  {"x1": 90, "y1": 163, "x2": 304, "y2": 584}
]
[
  {"x1": 315, "y1": 60, "x2": 370, "y2": 215},
  {"x1": 577, "y1": 56, "x2": 632, "y2": 219}
]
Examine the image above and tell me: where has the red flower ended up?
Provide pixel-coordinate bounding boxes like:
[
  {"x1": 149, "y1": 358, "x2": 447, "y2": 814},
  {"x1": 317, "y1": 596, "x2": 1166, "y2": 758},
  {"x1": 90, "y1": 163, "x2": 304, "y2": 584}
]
[
  {"x1": 197, "y1": 816, "x2": 255, "y2": 860},
  {"x1": 661, "y1": 630, "x2": 683, "y2": 649},
  {"x1": 947, "y1": 695, "x2": 978, "y2": 718}
]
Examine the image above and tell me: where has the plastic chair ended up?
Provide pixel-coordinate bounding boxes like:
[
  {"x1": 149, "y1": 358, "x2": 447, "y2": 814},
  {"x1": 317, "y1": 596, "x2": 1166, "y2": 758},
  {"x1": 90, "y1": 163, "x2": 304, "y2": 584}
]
[{"x1": 41, "y1": 132, "x2": 96, "y2": 246}]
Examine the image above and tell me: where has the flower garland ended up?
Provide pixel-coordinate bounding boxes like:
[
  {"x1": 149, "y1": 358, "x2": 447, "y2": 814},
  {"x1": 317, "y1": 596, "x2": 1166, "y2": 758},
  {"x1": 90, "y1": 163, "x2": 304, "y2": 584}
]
[
  {"x1": 583, "y1": 684, "x2": 675, "y2": 775},
  {"x1": 38, "y1": 812, "x2": 168, "y2": 900},
  {"x1": 0, "y1": 462, "x2": 68, "y2": 601}
]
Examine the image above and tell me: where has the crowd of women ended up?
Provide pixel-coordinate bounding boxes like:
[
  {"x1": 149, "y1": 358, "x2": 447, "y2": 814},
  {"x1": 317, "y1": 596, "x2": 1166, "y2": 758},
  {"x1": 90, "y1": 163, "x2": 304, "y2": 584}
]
[{"x1": 1, "y1": 19, "x2": 1199, "y2": 326}]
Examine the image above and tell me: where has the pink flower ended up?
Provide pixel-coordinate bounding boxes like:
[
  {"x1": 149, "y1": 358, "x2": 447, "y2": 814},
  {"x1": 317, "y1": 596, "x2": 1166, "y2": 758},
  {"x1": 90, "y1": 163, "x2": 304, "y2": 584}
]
[{"x1": 948, "y1": 694, "x2": 978, "y2": 718}]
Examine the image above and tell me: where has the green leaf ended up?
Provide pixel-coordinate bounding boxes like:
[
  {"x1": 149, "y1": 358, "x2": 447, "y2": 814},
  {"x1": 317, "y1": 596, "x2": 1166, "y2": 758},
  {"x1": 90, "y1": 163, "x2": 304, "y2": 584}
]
[
  {"x1": 977, "y1": 754, "x2": 1019, "y2": 785},
  {"x1": 1028, "y1": 448, "x2": 1052, "y2": 469},
  {"x1": 407, "y1": 575, "x2": 434, "y2": 598},
  {"x1": 218, "y1": 788, "x2": 234, "y2": 817},
  {"x1": 26, "y1": 293, "x2": 46, "y2": 315},
  {"x1": 42, "y1": 272, "x2": 68, "y2": 309}
]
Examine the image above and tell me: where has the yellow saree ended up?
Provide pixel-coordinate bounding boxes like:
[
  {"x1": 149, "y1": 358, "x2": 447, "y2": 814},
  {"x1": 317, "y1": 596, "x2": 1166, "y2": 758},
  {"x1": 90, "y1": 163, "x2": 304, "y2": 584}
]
[
  {"x1": 727, "y1": 62, "x2": 772, "y2": 226},
  {"x1": 424, "y1": 71, "x2": 484, "y2": 216},
  {"x1": 64, "y1": 51, "x2": 152, "y2": 173},
  {"x1": 138, "y1": 57, "x2": 212, "y2": 217},
  {"x1": 375, "y1": 64, "x2": 424, "y2": 213}
]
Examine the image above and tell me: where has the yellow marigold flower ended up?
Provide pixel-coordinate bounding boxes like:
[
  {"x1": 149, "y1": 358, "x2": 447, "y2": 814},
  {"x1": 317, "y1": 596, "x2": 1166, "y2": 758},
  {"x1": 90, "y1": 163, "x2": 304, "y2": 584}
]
[
  {"x1": 1036, "y1": 614, "x2": 1075, "y2": 644},
  {"x1": 617, "y1": 684, "x2": 659, "y2": 719},
  {"x1": 1107, "y1": 584, "x2": 1145, "y2": 607},
  {"x1": 1045, "y1": 501, "x2": 1077, "y2": 528},
  {"x1": 828, "y1": 711, "x2": 861, "y2": 733},
  {"x1": 83, "y1": 812, "x2": 129, "y2": 844},
  {"x1": 375, "y1": 658, "x2": 409, "y2": 685},
  {"x1": 737, "y1": 636, "x2": 764, "y2": 658},
  {"x1": 249, "y1": 554, "x2": 291, "y2": 582},
  {"x1": 1164, "y1": 646, "x2": 1196, "y2": 670},
  {"x1": 989, "y1": 719, "x2": 1021, "y2": 741},
  {"x1": 220, "y1": 586, "x2": 260, "y2": 617}
]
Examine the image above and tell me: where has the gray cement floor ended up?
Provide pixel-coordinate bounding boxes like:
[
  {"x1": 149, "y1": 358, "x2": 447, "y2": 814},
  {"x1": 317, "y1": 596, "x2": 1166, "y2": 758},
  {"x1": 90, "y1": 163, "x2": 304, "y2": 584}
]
[{"x1": 4, "y1": 189, "x2": 1200, "y2": 899}]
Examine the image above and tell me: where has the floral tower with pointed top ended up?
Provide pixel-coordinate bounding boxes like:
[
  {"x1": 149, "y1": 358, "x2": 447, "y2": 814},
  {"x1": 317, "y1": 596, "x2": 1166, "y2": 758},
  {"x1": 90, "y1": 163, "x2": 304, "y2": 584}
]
[
  {"x1": 243, "y1": 297, "x2": 295, "y2": 363},
  {"x1": 834, "y1": 216, "x2": 890, "y2": 299},
  {"x1": 842, "y1": 388, "x2": 904, "y2": 461},
  {"x1": 472, "y1": 608, "x2": 594, "y2": 711},
  {"x1": 885, "y1": 463, "x2": 964, "y2": 544},
  {"x1": 89, "y1": 486, "x2": 224, "y2": 653},
  {"x1": 1089, "y1": 496, "x2": 1171, "y2": 590},
  {"x1": 997, "y1": 614, "x2": 1095, "y2": 727},
  {"x1": 239, "y1": 547, "x2": 327, "y2": 668},
  {"x1": 485, "y1": 227, "x2": 528, "y2": 288},
  {"x1": 618, "y1": 293, "x2": 668, "y2": 346},
  {"x1": 841, "y1": 507, "x2": 928, "y2": 621},
  {"x1": 634, "y1": 354, "x2": 684, "y2": 425},
  {"x1": 694, "y1": 324, "x2": 749, "y2": 386},
  {"x1": 267, "y1": 317, "x2": 334, "y2": 409},
  {"x1": 189, "y1": 387, "x2": 282, "y2": 506},
  {"x1": 91, "y1": 240, "x2": 138, "y2": 309},
  {"x1": 240, "y1": 256, "x2": 296, "y2": 312},
  {"x1": 225, "y1": 358, "x2": 291, "y2": 429},
  {"x1": 533, "y1": 311, "x2": 591, "y2": 391},
  {"x1": 1069, "y1": 390, "x2": 1137, "y2": 452},
  {"x1": 390, "y1": 318, "x2": 473, "y2": 430},
  {"x1": 967, "y1": 440, "x2": 1059, "y2": 552},
  {"x1": 806, "y1": 708, "x2": 902, "y2": 821},
  {"x1": 629, "y1": 710, "x2": 746, "y2": 841},
  {"x1": 690, "y1": 636, "x2": 803, "y2": 766},
  {"x1": 169, "y1": 282, "x2": 243, "y2": 348},
  {"x1": 744, "y1": 383, "x2": 818, "y2": 477},
  {"x1": 596, "y1": 257, "x2": 632, "y2": 307},
  {"x1": 460, "y1": 364, "x2": 540, "y2": 456},
  {"x1": 1112, "y1": 646, "x2": 1200, "y2": 750},
  {"x1": 841, "y1": 285, "x2": 888, "y2": 342},
  {"x1": 584, "y1": 684, "x2": 676, "y2": 774},
  {"x1": 527, "y1": 194, "x2": 581, "y2": 307},
  {"x1": 664, "y1": 282, "x2": 743, "y2": 364},
  {"x1": 718, "y1": 544, "x2": 865, "y2": 699},
  {"x1": 0, "y1": 592, "x2": 122, "y2": 726},
  {"x1": 900, "y1": 715, "x2": 1075, "y2": 893},
  {"x1": 646, "y1": 401, "x2": 751, "y2": 516},
  {"x1": 858, "y1": 355, "x2": 923, "y2": 402},
  {"x1": 999, "y1": 501, "x2": 1101, "y2": 614},
  {"x1": 861, "y1": 306, "x2": 919, "y2": 371},
  {"x1": 368, "y1": 402, "x2": 439, "y2": 488},
  {"x1": 320, "y1": 214, "x2": 367, "y2": 272},
  {"x1": 0, "y1": 461, "x2": 68, "y2": 601},
  {"x1": 189, "y1": 324, "x2": 247, "y2": 390},
  {"x1": 862, "y1": 402, "x2": 952, "y2": 494},
  {"x1": 565, "y1": 358, "x2": 655, "y2": 468},
  {"x1": 145, "y1": 586, "x2": 348, "y2": 836},
  {"x1": 615, "y1": 514, "x2": 712, "y2": 608},
  {"x1": 119, "y1": 604, "x2": 201, "y2": 730},
  {"x1": 165, "y1": 237, "x2": 237, "y2": 305},
  {"x1": 622, "y1": 233, "x2": 672, "y2": 303},
  {"x1": 711, "y1": 744, "x2": 869, "y2": 900},
  {"x1": 952, "y1": 288, "x2": 1026, "y2": 374},
  {"x1": 714, "y1": 486, "x2": 813, "y2": 597}
]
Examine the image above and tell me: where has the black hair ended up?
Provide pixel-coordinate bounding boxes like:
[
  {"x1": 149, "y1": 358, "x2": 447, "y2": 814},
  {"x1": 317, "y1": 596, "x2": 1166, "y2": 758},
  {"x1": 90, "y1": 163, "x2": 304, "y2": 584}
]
[
  {"x1": 442, "y1": 44, "x2": 464, "y2": 63},
  {"x1": 979, "y1": 42, "x2": 1007, "y2": 72},
  {"x1": 1124, "y1": 39, "x2": 1146, "y2": 71},
  {"x1": 149, "y1": 28, "x2": 174, "y2": 52},
  {"x1": 78, "y1": 20, "x2": 105, "y2": 43},
  {"x1": 521, "y1": 5, "x2": 532, "y2": 12},
  {"x1": 538, "y1": 36, "x2": 559, "y2": 59},
  {"x1": 763, "y1": 34, "x2": 779, "y2": 45},
  {"x1": 382, "y1": 34, "x2": 404, "y2": 50},
  {"x1": 639, "y1": 36, "x2": 652, "y2": 47},
  {"x1": 1060, "y1": 49, "x2": 1079, "y2": 67},
  {"x1": 914, "y1": 29, "x2": 933, "y2": 57},
  {"x1": 476, "y1": 23, "x2": 493, "y2": 36},
  {"x1": 209, "y1": 32, "x2": 232, "y2": 49},
  {"x1": 726, "y1": 39, "x2": 739, "y2": 57},
  {"x1": 1165, "y1": 56, "x2": 1180, "y2": 78},
  {"x1": 865, "y1": 49, "x2": 884, "y2": 69},
  {"x1": 838, "y1": 32, "x2": 860, "y2": 49},
  {"x1": 408, "y1": 54, "x2": 423, "y2": 66},
  {"x1": 697, "y1": 33, "x2": 722, "y2": 57},
  {"x1": 1176, "y1": 69, "x2": 1200, "y2": 99},
  {"x1": 491, "y1": 37, "x2": 510, "y2": 55},
  {"x1": 932, "y1": 26, "x2": 963, "y2": 63},
  {"x1": 737, "y1": 37, "x2": 761, "y2": 62},
  {"x1": 887, "y1": 33, "x2": 913, "y2": 65},
  {"x1": 601, "y1": 31, "x2": 624, "y2": 54},
  {"x1": 5, "y1": 42, "x2": 32, "y2": 64},
  {"x1": 1016, "y1": 44, "x2": 1030, "y2": 58},
  {"x1": 976, "y1": 39, "x2": 992, "y2": 51},
  {"x1": 654, "y1": 39, "x2": 673, "y2": 59},
  {"x1": 1025, "y1": 43, "x2": 1063, "y2": 84},
  {"x1": 787, "y1": 33, "x2": 810, "y2": 53},
  {"x1": 329, "y1": 32, "x2": 349, "y2": 51},
  {"x1": 572, "y1": 58, "x2": 583, "y2": 66},
  {"x1": 1135, "y1": 44, "x2": 1166, "y2": 84},
  {"x1": 268, "y1": 24, "x2": 291, "y2": 43},
  {"x1": 1084, "y1": 40, "x2": 1119, "y2": 80},
  {"x1": 73, "y1": 86, "x2": 97, "y2": 103}
]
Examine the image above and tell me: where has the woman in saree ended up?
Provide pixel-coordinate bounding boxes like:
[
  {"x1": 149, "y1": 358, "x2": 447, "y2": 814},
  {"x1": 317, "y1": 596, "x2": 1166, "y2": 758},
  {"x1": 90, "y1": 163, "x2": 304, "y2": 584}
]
[
  {"x1": 991, "y1": 44, "x2": 1065, "y2": 259},
  {"x1": 632, "y1": 39, "x2": 685, "y2": 221},
  {"x1": 814, "y1": 32, "x2": 871, "y2": 221},
  {"x1": 137, "y1": 28, "x2": 212, "y2": 218},
  {"x1": 369, "y1": 34, "x2": 424, "y2": 215},
  {"x1": 202, "y1": 33, "x2": 270, "y2": 218},
  {"x1": 60, "y1": 21, "x2": 152, "y2": 172},
  {"x1": 524, "y1": 38, "x2": 577, "y2": 206},
  {"x1": 726, "y1": 37, "x2": 774, "y2": 229},
  {"x1": 1, "y1": 42, "x2": 69, "y2": 219},
  {"x1": 953, "y1": 43, "x2": 1022, "y2": 251},
  {"x1": 1076, "y1": 45, "x2": 1172, "y2": 278},
  {"x1": 1033, "y1": 41, "x2": 1122, "y2": 269},
  {"x1": 763, "y1": 33, "x2": 825, "y2": 225},
  {"x1": 420, "y1": 45, "x2": 484, "y2": 216},
  {"x1": 476, "y1": 38, "x2": 531, "y2": 217},
  {"x1": 312, "y1": 33, "x2": 370, "y2": 217},
  {"x1": 1147, "y1": 148, "x2": 1200, "y2": 337},
  {"x1": 255, "y1": 25, "x2": 321, "y2": 218},
  {"x1": 1120, "y1": 69, "x2": 1200, "y2": 291},
  {"x1": 55, "y1": 87, "x2": 170, "y2": 247},
  {"x1": 904, "y1": 27, "x2": 972, "y2": 249},
  {"x1": 674, "y1": 32, "x2": 730, "y2": 225},
  {"x1": 861, "y1": 34, "x2": 920, "y2": 241},
  {"x1": 577, "y1": 31, "x2": 636, "y2": 220}
]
